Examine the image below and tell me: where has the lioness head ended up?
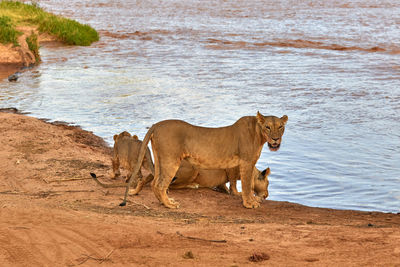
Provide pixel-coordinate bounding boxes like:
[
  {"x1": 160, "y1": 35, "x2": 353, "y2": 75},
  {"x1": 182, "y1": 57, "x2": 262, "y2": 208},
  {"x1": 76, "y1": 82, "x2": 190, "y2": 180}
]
[
  {"x1": 254, "y1": 167, "x2": 270, "y2": 200},
  {"x1": 256, "y1": 112, "x2": 288, "y2": 151}
]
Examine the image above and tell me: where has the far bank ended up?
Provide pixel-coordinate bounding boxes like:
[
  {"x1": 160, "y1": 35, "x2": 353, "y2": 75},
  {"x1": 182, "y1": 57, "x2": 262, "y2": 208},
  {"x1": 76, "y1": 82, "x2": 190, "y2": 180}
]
[{"x1": 0, "y1": 1, "x2": 98, "y2": 80}]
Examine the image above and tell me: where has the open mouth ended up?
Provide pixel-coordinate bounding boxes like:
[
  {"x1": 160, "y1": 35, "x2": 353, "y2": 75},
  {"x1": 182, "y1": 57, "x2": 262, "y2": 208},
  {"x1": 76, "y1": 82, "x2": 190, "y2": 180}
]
[{"x1": 268, "y1": 142, "x2": 280, "y2": 151}]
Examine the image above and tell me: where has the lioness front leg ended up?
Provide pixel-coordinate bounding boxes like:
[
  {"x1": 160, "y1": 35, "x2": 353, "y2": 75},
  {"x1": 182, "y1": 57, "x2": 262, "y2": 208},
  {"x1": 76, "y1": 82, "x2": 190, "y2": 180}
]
[{"x1": 240, "y1": 164, "x2": 260, "y2": 209}]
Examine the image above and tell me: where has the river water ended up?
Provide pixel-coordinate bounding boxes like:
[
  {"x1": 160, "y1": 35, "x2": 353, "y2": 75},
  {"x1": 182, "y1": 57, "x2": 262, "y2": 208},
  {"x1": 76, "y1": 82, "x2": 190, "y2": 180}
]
[{"x1": 1, "y1": 0, "x2": 399, "y2": 213}]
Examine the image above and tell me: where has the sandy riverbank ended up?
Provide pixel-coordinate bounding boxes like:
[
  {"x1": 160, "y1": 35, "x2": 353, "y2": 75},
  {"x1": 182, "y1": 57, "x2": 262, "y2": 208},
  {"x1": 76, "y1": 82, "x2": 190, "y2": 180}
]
[{"x1": 0, "y1": 110, "x2": 399, "y2": 266}]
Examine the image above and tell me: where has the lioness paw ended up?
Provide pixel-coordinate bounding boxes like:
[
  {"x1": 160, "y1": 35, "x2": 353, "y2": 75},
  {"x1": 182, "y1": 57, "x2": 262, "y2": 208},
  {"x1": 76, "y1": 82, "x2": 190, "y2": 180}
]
[
  {"x1": 163, "y1": 198, "x2": 180, "y2": 209},
  {"x1": 243, "y1": 199, "x2": 260, "y2": 209}
]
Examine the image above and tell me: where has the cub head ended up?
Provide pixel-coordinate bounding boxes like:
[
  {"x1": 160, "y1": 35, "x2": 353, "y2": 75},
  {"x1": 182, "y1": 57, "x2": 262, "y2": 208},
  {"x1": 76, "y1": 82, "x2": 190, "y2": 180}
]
[
  {"x1": 253, "y1": 167, "x2": 270, "y2": 200},
  {"x1": 256, "y1": 112, "x2": 288, "y2": 151},
  {"x1": 113, "y1": 131, "x2": 132, "y2": 142}
]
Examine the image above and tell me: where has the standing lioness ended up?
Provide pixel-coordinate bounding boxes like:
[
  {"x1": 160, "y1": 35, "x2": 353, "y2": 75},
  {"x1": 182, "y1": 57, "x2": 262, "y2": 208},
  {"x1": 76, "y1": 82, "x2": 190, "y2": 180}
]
[{"x1": 120, "y1": 112, "x2": 287, "y2": 209}]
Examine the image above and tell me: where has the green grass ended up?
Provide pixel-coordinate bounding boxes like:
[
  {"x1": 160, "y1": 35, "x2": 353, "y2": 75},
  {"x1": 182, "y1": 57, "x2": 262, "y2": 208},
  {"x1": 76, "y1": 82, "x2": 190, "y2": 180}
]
[
  {"x1": 26, "y1": 31, "x2": 40, "y2": 62},
  {"x1": 0, "y1": 15, "x2": 21, "y2": 46},
  {"x1": 0, "y1": 1, "x2": 99, "y2": 46}
]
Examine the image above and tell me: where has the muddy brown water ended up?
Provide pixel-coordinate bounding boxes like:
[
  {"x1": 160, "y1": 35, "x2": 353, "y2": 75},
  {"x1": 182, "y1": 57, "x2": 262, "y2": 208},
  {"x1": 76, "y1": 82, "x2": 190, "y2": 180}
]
[{"x1": 0, "y1": 0, "x2": 399, "y2": 212}]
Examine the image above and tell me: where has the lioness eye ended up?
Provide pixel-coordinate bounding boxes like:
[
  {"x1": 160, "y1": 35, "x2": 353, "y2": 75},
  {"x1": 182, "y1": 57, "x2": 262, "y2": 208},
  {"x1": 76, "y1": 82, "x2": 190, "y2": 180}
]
[{"x1": 266, "y1": 126, "x2": 270, "y2": 130}]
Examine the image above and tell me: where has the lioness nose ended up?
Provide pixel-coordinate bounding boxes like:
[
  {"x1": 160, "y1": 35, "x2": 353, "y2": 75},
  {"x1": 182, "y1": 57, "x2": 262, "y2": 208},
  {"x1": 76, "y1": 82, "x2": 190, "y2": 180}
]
[{"x1": 272, "y1": 137, "x2": 279, "y2": 142}]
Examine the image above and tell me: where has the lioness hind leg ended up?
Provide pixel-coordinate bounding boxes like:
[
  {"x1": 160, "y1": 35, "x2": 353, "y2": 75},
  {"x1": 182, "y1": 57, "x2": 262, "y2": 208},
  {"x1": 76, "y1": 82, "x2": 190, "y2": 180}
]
[{"x1": 152, "y1": 165, "x2": 180, "y2": 209}]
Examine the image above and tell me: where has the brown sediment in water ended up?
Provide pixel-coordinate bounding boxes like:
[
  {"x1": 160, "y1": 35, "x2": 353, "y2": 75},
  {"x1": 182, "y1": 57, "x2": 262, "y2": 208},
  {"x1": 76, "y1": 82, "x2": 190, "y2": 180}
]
[
  {"x1": 99, "y1": 29, "x2": 172, "y2": 41},
  {"x1": 205, "y1": 38, "x2": 398, "y2": 54}
]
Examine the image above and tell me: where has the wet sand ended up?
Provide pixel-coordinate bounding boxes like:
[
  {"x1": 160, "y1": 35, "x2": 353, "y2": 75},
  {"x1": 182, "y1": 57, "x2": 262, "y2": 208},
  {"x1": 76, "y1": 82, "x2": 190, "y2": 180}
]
[{"x1": 0, "y1": 110, "x2": 399, "y2": 266}]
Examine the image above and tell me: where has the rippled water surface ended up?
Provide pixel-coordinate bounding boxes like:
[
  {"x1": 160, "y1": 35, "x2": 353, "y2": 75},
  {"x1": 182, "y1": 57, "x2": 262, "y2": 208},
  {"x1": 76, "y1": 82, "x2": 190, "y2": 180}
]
[{"x1": 1, "y1": 0, "x2": 399, "y2": 212}]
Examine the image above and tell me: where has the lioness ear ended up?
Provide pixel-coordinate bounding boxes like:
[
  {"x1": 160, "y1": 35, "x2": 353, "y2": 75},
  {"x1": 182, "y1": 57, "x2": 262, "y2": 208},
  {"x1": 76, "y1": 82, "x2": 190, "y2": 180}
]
[
  {"x1": 113, "y1": 134, "x2": 118, "y2": 141},
  {"x1": 132, "y1": 135, "x2": 139, "y2": 140},
  {"x1": 256, "y1": 111, "x2": 265, "y2": 125},
  {"x1": 261, "y1": 167, "x2": 271, "y2": 177},
  {"x1": 281, "y1": 115, "x2": 288, "y2": 124}
]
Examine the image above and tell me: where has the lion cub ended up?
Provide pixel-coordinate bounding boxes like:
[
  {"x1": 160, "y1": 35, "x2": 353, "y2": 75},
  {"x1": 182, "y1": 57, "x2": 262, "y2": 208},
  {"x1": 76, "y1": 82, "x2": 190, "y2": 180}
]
[
  {"x1": 111, "y1": 131, "x2": 154, "y2": 186},
  {"x1": 170, "y1": 160, "x2": 271, "y2": 201}
]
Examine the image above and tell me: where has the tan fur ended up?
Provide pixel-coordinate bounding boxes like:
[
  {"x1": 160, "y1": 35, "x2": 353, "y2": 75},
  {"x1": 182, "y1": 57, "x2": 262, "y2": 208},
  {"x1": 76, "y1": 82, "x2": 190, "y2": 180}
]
[
  {"x1": 91, "y1": 131, "x2": 154, "y2": 188},
  {"x1": 171, "y1": 160, "x2": 270, "y2": 201},
  {"x1": 94, "y1": 134, "x2": 269, "y2": 196},
  {"x1": 121, "y1": 112, "x2": 287, "y2": 209}
]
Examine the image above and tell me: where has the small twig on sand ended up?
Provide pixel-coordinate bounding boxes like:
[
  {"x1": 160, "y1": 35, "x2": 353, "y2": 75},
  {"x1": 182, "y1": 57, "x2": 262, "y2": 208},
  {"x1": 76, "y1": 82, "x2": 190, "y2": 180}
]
[
  {"x1": 119, "y1": 198, "x2": 150, "y2": 210},
  {"x1": 77, "y1": 249, "x2": 115, "y2": 265},
  {"x1": 0, "y1": 191, "x2": 23, "y2": 195},
  {"x1": 99, "y1": 249, "x2": 115, "y2": 264},
  {"x1": 133, "y1": 201, "x2": 150, "y2": 210},
  {"x1": 0, "y1": 190, "x2": 93, "y2": 197},
  {"x1": 62, "y1": 190, "x2": 95, "y2": 193},
  {"x1": 176, "y1": 231, "x2": 227, "y2": 243}
]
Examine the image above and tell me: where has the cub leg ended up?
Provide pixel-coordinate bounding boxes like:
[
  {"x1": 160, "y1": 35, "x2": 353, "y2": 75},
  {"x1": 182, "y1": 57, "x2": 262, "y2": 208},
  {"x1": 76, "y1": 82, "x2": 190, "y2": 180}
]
[
  {"x1": 111, "y1": 156, "x2": 120, "y2": 178},
  {"x1": 125, "y1": 169, "x2": 143, "y2": 188},
  {"x1": 129, "y1": 173, "x2": 154, "y2": 195}
]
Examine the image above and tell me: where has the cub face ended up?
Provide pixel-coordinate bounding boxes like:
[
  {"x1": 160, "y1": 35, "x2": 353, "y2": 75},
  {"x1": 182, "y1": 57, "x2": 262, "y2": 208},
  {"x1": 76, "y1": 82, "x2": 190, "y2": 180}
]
[
  {"x1": 256, "y1": 112, "x2": 288, "y2": 151},
  {"x1": 253, "y1": 167, "x2": 270, "y2": 200}
]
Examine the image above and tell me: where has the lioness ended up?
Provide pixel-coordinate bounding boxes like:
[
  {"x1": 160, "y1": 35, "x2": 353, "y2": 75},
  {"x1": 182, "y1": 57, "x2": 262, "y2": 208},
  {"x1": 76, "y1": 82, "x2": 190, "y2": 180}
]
[
  {"x1": 171, "y1": 160, "x2": 271, "y2": 201},
  {"x1": 120, "y1": 112, "x2": 287, "y2": 209},
  {"x1": 98, "y1": 131, "x2": 154, "y2": 187}
]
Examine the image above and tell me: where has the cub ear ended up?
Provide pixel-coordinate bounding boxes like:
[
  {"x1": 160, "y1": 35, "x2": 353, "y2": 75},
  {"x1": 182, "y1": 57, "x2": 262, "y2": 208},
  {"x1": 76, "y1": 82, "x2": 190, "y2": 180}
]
[
  {"x1": 281, "y1": 115, "x2": 288, "y2": 124},
  {"x1": 261, "y1": 167, "x2": 271, "y2": 177},
  {"x1": 132, "y1": 135, "x2": 139, "y2": 140},
  {"x1": 113, "y1": 134, "x2": 118, "y2": 141},
  {"x1": 256, "y1": 111, "x2": 265, "y2": 125}
]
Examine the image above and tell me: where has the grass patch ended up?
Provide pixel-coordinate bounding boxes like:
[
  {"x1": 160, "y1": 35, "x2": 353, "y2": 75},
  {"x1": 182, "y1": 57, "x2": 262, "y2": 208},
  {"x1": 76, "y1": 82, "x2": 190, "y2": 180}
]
[
  {"x1": 0, "y1": 15, "x2": 21, "y2": 46},
  {"x1": 26, "y1": 31, "x2": 40, "y2": 62},
  {"x1": 0, "y1": 1, "x2": 99, "y2": 46}
]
